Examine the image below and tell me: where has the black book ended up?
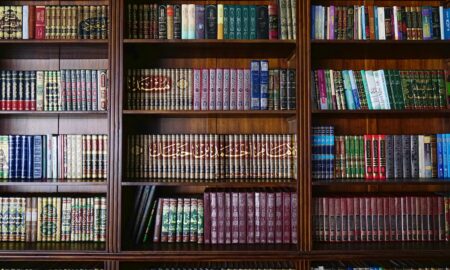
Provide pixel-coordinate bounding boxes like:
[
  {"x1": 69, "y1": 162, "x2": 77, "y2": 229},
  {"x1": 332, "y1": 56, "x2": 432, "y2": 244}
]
[
  {"x1": 280, "y1": 69, "x2": 288, "y2": 110},
  {"x1": 402, "y1": 135, "x2": 412, "y2": 179},
  {"x1": 431, "y1": 7, "x2": 440, "y2": 40},
  {"x1": 158, "y1": 5, "x2": 167, "y2": 39},
  {"x1": 205, "y1": 5, "x2": 217, "y2": 39},
  {"x1": 131, "y1": 186, "x2": 149, "y2": 239},
  {"x1": 393, "y1": 135, "x2": 403, "y2": 179},
  {"x1": 410, "y1": 135, "x2": 419, "y2": 178},
  {"x1": 287, "y1": 69, "x2": 296, "y2": 110},
  {"x1": 256, "y1": 6, "x2": 269, "y2": 39},
  {"x1": 135, "y1": 186, "x2": 157, "y2": 244},
  {"x1": 173, "y1": 5, "x2": 182, "y2": 39},
  {"x1": 385, "y1": 135, "x2": 394, "y2": 179}
]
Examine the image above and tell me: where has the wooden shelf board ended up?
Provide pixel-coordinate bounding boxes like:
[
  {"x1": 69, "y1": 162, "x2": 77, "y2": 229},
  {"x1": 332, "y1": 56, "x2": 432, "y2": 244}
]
[
  {"x1": 312, "y1": 109, "x2": 450, "y2": 116},
  {"x1": 313, "y1": 179, "x2": 450, "y2": 193},
  {"x1": 122, "y1": 181, "x2": 297, "y2": 188},
  {"x1": 124, "y1": 110, "x2": 297, "y2": 117},
  {"x1": 0, "y1": 242, "x2": 106, "y2": 254},
  {"x1": 0, "y1": 40, "x2": 108, "y2": 44},
  {"x1": 0, "y1": 111, "x2": 108, "y2": 116},
  {"x1": 124, "y1": 39, "x2": 296, "y2": 45},
  {"x1": 0, "y1": 181, "x2": 107, "y2": 186},
  {"x1": 311, "y1": 40, "x2": 450, "y2": 44}
]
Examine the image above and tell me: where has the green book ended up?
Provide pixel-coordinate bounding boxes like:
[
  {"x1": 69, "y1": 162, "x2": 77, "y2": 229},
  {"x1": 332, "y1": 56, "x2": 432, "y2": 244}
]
[
  {"x1": 242, "y1": 5, "x2": 249, "y2": 39},
  {"x1": 182, "y1": 198, "x2": 190, "y2": 242},
  {"x1": 344, "y1": 136, "x2": 350, "y2": 179},
  {"x1": 160, "y1": 198, "x2": 170, "y2": 242},
  {"x1": 235, "y1": 5, "x2": 242, "y2": 39},
  {"x1": 359, "y1": 136, "x2": 365, "y2": 178},
  {"x1": 437, "y1": 70, "x2": 447, "y2": 108},
  {"x1": 249, "y1": 6, "x2": 256, "y2": 39},
  {"x1": 393, "y1": 70, "x2": 405, "y2": 109},
  {"x1": 175, "y1": 198, "x2": 183, "y2": 242},
  {"x1": 400, "y1": 71, "x2": 412, "y2": 109},
  {"x1": 384, "y1": 70, "x2": 397, "y2": 109},
  {"x1": 353, "y1": 136, "x2": 359, "y2": 178},
  {"x1": 223, "y1": 5, "x2": 229, "y2": 39},
  {"x1": 189, "y1": 198, "x2": 198, "y2": 242},
  {"x1": 197, "y1": 199, "x2": 204, "y2": 243},
  {"x1": 168, "y1": 198, "x2": 177, "y2": 242},
  {"x1": 431, "y1": 71, "x2": 439, "y2": 108},
  {"x1": 229, "y1": 5, "x2": 236, "y2": 39},
  {"x1": 324, "y1": 70, "x2": 332, "y2": 109}
]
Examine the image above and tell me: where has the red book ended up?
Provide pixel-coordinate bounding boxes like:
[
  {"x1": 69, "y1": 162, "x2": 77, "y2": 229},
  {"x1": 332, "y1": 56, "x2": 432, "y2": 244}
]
[
  {"x1": 377, "y1": 197, "x2": 383, "y2": 241},
  {"x1": 282, "y1": 192, "x2": 291, "y2": 243},
  {"x1": 35, "y1": 6, "x2": 46, "y2": 39},
  {"x1": 370, "y1": 197, "x2": 377, "y2": 241},
  {"x1": 224, "y1": 192, "x2": 232, "y2": 244},
  {"x1": 254, "y1": 192, "x2": 261, "y2": 243},
  {"x1": 231, "y1": 192, "x2": 239, "y2": 244},
  {"x1": 291, "y1": 192, "x2": 298, "y2": 244},
  {"x1": 426, "y1": 196, "x2": 432, "y2": 241},
  {"x1": 361, "y1": 197, "x2": 367, "y2": 241},
  {"x1": 378, "y1": 135, "x2": 386, "y2": 181},
  {"x1": 394, "y1": 197, "x2": 401, "y2": 241},
  {"x1": 389, "y1": 197, "x2": 396, "y2": 241},
  {"x1": 274, "y1": 192, "x2": 283, "y2": 243},
  {"x1": 437, "y1": 197, "x2": 444, "y2": 240},
  {"x1": 323, "y1": 197, "x2": 329, "y2": 242},
  {"x1": 210, "y1": 192, "x2": 218, "y2": 244},
  {"x1": 203, "y1": 192, "x2": 211, "y2": 244},
  {"x1": 419, "y1": 196, "x2": 425, "y2": 241},
  {"x1": 266, "y1": 192, "x2": 275, "y2": 243},
  {"x1": 401, "y1": 197, "x2": 407, "y2": 241},
  {"x1": 341, "y1": 197, "x2": 347, "y2": 242},
  {"x1": 268, "y1": 4, "x2": 278, "y2": 39},
  {"x1": 383, "y1": 197, "x2": 389, "y2": 242},
  {"x1": 238, "y1": 192, "x2": 247, "y2": 243},
  {"x1": 28, "y1": 6, "x2": 36, "y2": 39},
  {"x1": 412, "y1": 196, "x2": 418, "y2": 241},
  {"x1": 432, "y1": 196, "x2": 438, "y2": 241},
  {"x1": 246, "y1": 192, "x2": 255, "y2": 244},
  {"x1": 372, "y1": 136, "x2": 379, "y2": 180},
  {"x1": 259, "y1": 192, "x2": 267, "y2": 243},
  {"x1": 329, "y1": 197, "x2": 335, "y2": 242},
  {"x1": 364, "y1": 135, "x2": 373, "y2": 181},
  {"x1": 335, "y1": 198, "x2": 341, "y2": 242},
  {"x1": 354, "y1": 197, "x2": 360, "y2": 242},
  {"x1": 217, "y1": 192, "x2": 225, "y2": 244},
  {"x1": 347, "y1": 197, "x2": 354, "y2": 241}
]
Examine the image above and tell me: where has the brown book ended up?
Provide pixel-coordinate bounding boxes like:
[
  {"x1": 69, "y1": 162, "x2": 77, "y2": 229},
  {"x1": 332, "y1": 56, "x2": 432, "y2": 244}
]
[{"x1": 167, "y1": 5, "x2": 174, "y2": 39}]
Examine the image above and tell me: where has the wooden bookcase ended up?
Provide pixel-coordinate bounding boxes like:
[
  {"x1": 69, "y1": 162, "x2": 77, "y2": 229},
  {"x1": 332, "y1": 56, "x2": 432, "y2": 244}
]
[{"x1": 0, "y1": 0, "x2": 448, "y2": 268}]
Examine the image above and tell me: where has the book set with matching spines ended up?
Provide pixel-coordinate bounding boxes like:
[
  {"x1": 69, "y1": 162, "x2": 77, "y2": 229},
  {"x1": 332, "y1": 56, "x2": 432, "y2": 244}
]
[
  {"x1": 312, "y1": 69, "x2": 450, "y2": 110},
  {"x1": 126, "y1": 134, "x2": 297, "y2": 182},
  {"x1": 311, "y1": 5, "x2": 450, "y2": 40},
  {"x1": 312, "y1": 262, "x2": 450, "y2": 270},
  {"x1": 313, "y1": 195, "x2": 450, "y2": 242},
  {"x1": 0, "y1": 134, "x2": 108, "y2": 181},
  {"x1": 129, "y1": 186, "x2": 298, "y2": 245},
  {"x1": 127, "y1": 1, "x2": 296, "y2": 40},
  {"x1": 127, "y1": 64, "x2": 296, "y2": 111},
  {"x1": 312, "y1": 126, "x2": 450, "y2": 180},
  {"x1": 140, "y1": 263, "x2": 295, "y2": 270},
  {"x1": 0, "y1": 70, "x2": 108, "y2": 111},
  {"x1": 0, "y1": 6, "x2": 108, "y2": 40},
  {"x1": 0, "y1": 196, "x2": 106, "y2": 242}
]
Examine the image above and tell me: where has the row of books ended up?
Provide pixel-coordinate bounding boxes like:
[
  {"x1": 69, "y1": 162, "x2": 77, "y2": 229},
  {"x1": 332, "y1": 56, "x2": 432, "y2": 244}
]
[
  {"x1": 0, "y1": 135, "x2": 108, "y2": 180},
  {"x1": 0, "y1": 70, "x2": 108, "y2": 111},
  {"x1": 140, "y1": 263, "x2": 294, "y2": 270},
  {"x1": 127, "y1": 1, "x2": 296, "y2": 40},
  {"x1": 312, "y1": 127, "x2": 450, "y2": 180},
  {"x1": 0, "y1": 196, "x2": 107, "y2": 242},
  {"x1": 127, "y1": 67, "x2": 296, "y2": 111},
  {"x1": 126, "y1": 134, "x2": 297, "y2": 181},
  {"x1": 313, "y1": 196, "x2": 450, "y2": 242},
  {"x1": 0, "y1": 6, "x2": 108, "y2": 40},
  {"x1": 312, "y1": 263, "x2": 450, "y2": 270},
  {"x1": 312, "y1": 69, "x2": 450, "y2": 110},
  {"x1": 311, "y1": 5, "x2": 450, "y2": 40}
]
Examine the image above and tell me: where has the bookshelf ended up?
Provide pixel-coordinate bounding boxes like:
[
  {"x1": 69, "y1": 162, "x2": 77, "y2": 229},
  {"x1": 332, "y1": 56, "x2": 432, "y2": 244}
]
[{"x1": 0, "y1": 0, "x2": 448, "y2": 268}]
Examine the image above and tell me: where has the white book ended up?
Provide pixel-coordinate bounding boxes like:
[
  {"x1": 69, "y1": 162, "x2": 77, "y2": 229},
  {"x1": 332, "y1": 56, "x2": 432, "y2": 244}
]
[
  {"x1": 22, "y1": 6, "x2": 29, "y2": 39},
  {"x1": 377, "y1": 7, "x2": 386, "y2": 40},
  {"x1": 193, "y1": 69, "x2": 201, "y2": 110},
  {"x1": 378, "y1": 70, "x2": 391, "y2": 109},
  {"x1": 326, "y1": 6, "x2": 331, "y2": 40},
  {"x1": 230, "y1": 69, "x2": 237, "y2": 110},
  {"x1": 76, "y1": 135, "x2": 83, "y2": 179},
  {"x1": 418, "y1": 135, "x2": 425, "y2": 178},
  {"x1": 200, "y1": 69, "x2": 209, "y2": 110},
  {"x1": 243, "y1": 69, "x2": 251, "y2": 110},
  {"x1": 364, "y1": 71, "x2": 382, "y2": 110},
  {"x1": 393, "y1": 6, "x2": 399, "y2": 40},
  {"x1": 181, "y1": 5, "x2": 188, "y2": 39},
  {"x1": 52, "y1": 136, "x2": 58, "y2": 179},
  {"x1": 329, "y1": 71, "x2": 337, "y2": 109},
  {"x1": 237, "y1": 69, "x2": 244, "y2": 110},
  {"x1": 187, "y1": 4, "x2": 196, "y2": 39},
  {"x1": 36, "y1": 71, "x2": 44, "y2": 111},
  {"x1": 372, "y1": 70, "x2": 388, "y2": 109},
  {"x1": 208, "y1": 69, "x2": 216, "y2": 110},
  {"x1": 439, "y1": 7, "x2": 444, "y2": 40},
  {"x1": 321, "y1": 6, "x2": 325, "y2": 39}
]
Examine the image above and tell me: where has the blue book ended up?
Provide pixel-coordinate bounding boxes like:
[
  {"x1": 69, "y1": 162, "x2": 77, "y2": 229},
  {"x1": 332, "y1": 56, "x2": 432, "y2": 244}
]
[
  {"x1": 249, "y1": 6, "x2": 256, "y2": 39},
  {"x1": 33, "y1": 136, "x2": 42, "y2": 179},
  {"x1": 374, "y1": 6, "x2": 378, "y2": 39},
  {"x1": 242, "y1": 5, "x2": 249, "y2": 39},
  {"x1": 341, "y1": 70, "x2": 356, "y2": 109},
  {"x1": 27, "y1": 136, "x2": 33, "y2": 180},
  {"x1": 311, "y1": 6, "x2": 316, "y2": 39},
  {"x1": 348, "y1": 70, "x2": 361, "y2": 109},
  {"x1": 446, "y1": 134, "x2": 450, "y2": 178},
  {"x1": 8, "y1": 135, "x2": 13, "y2": 179},
  {"x1": 223, "y1": 5, "x2": 229, "y2": 39},
  {"x1": 422, "y1": 7, "x2": 432, "y2": 40},
  {"x1": 437, "y1": 134, "x2": 443, "y2": 178},
  {"x1": 20, "y1": 135, "x2": 26, "y2": 179},
  {"x1": 259, "y1": 60, "x2": 269, "y2": 110},
  {"x1": 444, "y1": 8, "x2": 450, "y2": 40},
  {"x1": 195, "y1": 5, "x2": 205, "y2": 39},
  {"x1": 441, "y1": 134, "x2": 448, "y2": 178},
  {"x1": 250, "y1": 60, "x2": 260, "y2": 110},
  {"x1": 235, "y1": 5, "x2": 242, "y2": 39},
  {"x1": 14, "y1": 135, "x2": 21, "y2": 179}
]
